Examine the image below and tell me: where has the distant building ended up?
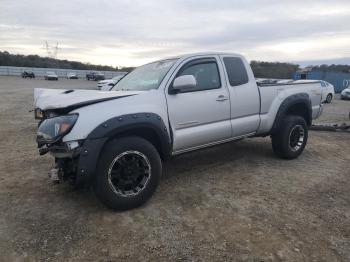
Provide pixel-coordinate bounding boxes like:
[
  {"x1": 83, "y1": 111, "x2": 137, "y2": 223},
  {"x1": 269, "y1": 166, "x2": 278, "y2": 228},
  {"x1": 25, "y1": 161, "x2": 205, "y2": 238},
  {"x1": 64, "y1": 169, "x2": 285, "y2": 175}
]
[{"x1": 293, "y1": 69, "x2": 350, "y2": 93}]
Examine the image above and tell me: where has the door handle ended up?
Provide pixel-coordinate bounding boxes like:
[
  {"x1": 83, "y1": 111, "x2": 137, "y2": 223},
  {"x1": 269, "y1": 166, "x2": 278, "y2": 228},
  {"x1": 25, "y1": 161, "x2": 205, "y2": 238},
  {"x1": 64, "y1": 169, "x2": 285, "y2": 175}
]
[{"x1": 216, "y1": 95, "x2": 229, "y2": 102}]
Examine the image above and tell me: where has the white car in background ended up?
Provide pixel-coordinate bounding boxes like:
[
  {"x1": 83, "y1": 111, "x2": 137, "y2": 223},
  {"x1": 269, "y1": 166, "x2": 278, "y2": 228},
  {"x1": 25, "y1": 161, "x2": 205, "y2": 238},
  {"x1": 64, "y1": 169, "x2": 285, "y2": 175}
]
[
  {"x1": 97, "y1": 75, "x2": 125, "y2": 91},
  {"x1": 320, "y1": 81, "x2": 335, "y2": 103},
  {"x1": 341, "y1": 87, "x2": 350, "y2": 100},
  {"x1": 66, "y1": 72, "x2": 78, "y2": 79},
  {"x1": 44, "y1": 71, "x2": 58, "y2": 80},
  {"x1": 294, "y1": 80, "x2": 334, "y2": 103}
]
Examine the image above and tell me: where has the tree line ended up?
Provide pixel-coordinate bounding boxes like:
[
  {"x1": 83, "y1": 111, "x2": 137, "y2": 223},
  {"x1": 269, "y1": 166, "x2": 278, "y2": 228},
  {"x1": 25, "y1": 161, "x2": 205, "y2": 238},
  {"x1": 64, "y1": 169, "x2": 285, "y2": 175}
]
[
  {"x1": 0, "y1": 51, "x2": 349, "y2": 78},
  {"x1": 309, "y1": 64, "x2": 350, "y2": 73},
  {"x1": 0, "y1": 51, "x2": 134, "y2": 72},
  {"x1": 250, "y1": 61, "x2": 299, "y2": 79}
]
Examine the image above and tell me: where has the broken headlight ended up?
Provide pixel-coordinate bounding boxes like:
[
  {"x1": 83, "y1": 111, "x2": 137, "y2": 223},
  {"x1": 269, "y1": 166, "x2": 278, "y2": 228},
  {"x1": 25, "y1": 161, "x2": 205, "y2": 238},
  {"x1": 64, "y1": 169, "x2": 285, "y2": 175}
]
[{"x1": 37, "y1": 114, "x2": 78, "y2": 146}]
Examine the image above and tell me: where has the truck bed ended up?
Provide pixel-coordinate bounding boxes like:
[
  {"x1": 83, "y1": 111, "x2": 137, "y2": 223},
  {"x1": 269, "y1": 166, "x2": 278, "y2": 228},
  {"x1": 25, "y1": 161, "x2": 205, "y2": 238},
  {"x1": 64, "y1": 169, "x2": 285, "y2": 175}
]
[{"x1": 257, "y1": 81, "x2": 323, "y2": 134}]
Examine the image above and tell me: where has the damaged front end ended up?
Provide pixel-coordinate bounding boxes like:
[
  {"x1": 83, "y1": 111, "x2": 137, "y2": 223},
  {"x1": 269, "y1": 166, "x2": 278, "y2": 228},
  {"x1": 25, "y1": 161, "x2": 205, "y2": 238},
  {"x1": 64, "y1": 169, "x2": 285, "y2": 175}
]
[
  {"x1": 34, "y1": 87, "x2": 141, "y2": 187},
  {"x1": 36, "y1": 113, "x2": 82, "y2": 184}
]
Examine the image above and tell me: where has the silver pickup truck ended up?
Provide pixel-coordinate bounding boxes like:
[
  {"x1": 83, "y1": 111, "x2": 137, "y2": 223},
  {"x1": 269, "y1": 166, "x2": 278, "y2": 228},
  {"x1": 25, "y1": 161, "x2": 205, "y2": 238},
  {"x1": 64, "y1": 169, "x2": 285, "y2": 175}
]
[{"x1": 34, "y1": 52, "x2": 323, "y2": 210}]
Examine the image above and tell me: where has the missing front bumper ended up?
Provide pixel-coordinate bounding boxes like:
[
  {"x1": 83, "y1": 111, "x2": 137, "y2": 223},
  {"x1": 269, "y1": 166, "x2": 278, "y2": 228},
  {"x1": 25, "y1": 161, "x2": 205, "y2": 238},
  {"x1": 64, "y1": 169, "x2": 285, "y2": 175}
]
[{"x1": 40, "y1": 138, "x2": 107, "y2": 187}]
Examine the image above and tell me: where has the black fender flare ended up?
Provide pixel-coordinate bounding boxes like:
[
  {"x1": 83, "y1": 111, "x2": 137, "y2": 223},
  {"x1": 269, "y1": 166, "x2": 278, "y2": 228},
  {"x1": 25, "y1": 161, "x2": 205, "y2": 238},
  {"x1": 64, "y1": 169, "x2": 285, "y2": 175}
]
[
  {"x1": 271, "y1": 93, "x2": 312, "y2": 134},
  {"x1": 75, "y1": 113, "x2": 171, "y2": 187}
]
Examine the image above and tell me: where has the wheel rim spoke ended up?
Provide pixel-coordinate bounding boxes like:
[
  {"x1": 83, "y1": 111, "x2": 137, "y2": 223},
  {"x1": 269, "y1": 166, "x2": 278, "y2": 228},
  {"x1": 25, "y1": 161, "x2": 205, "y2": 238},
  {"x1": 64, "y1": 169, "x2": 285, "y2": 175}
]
[
  {"x1": 107, "y1": 151, "x2": 151, "y2": 197},
  {"x1": 289, "y1": 125, "x2": 305, "y2": 152}
]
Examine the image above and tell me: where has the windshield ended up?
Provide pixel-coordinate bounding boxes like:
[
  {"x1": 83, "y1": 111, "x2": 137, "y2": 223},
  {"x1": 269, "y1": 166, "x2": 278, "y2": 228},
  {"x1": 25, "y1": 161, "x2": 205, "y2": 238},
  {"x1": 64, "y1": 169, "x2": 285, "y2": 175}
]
[{"x1": 112, "y1": 59, "x2": 178, "y2": 91}]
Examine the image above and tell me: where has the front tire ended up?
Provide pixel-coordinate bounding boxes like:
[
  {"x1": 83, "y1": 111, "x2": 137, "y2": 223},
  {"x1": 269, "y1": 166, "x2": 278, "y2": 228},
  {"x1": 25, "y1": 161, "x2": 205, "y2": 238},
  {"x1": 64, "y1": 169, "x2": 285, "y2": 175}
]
[
  {"x1": 271, "y1": 116, "x2": 308, "y2": 159},
  {"x1": 93, "y1": 136, "x2": 162, "y2": 211}
]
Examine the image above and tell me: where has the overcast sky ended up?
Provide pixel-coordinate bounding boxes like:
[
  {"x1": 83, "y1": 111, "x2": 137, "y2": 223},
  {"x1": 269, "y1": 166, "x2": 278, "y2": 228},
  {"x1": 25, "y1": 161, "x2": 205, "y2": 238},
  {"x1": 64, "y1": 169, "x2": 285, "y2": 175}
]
[{"x1": 1, "y1": 0, "x2": 350, "y2": 67}]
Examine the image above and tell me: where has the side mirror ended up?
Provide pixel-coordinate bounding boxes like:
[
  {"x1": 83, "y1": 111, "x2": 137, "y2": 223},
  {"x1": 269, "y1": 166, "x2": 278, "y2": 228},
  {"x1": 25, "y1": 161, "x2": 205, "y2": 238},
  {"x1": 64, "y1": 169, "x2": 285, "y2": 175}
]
[{"x1": 170, "y1": 75, "x2": 197, "y2": 94}]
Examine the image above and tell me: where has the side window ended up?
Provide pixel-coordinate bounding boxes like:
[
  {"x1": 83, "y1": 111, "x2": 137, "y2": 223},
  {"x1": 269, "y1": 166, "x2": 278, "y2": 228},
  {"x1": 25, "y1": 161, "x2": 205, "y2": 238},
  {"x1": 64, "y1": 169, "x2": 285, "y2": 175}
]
[
  {"x1": 223, "y1": 57, "x2": 249, "y2": 86},
  {"x1": 177, "y1": 60, "x2": 221, "y2": 92}
]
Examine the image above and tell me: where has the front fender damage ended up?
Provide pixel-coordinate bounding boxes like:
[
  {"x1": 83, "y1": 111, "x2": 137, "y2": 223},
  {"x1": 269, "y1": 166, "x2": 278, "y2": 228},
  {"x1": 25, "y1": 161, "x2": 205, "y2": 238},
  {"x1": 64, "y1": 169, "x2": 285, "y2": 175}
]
[{"x1": 46, "y1": 113, "x2": 171, "y2": 188}]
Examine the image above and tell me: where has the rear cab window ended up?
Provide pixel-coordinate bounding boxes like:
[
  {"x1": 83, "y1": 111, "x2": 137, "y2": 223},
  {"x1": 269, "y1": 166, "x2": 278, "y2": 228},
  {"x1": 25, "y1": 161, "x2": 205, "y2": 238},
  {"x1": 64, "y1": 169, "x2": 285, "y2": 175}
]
[{"x1": 222, "y1": 57, "x2": 249, "y2": 86}]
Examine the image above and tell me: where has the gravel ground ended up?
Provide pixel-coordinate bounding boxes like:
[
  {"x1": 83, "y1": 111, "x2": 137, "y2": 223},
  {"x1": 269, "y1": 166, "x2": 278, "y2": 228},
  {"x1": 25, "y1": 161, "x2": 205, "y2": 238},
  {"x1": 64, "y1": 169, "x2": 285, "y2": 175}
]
[{"x1": 0, "y1": 76, "x2": 349, "y2": 261}]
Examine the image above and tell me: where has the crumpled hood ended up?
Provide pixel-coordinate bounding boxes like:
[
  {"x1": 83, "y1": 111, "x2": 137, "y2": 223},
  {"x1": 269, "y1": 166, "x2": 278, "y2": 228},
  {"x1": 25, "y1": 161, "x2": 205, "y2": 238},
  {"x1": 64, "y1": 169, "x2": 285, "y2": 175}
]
[{"x1": 34, "y1": 88, "x2": 143, "y2": 111}]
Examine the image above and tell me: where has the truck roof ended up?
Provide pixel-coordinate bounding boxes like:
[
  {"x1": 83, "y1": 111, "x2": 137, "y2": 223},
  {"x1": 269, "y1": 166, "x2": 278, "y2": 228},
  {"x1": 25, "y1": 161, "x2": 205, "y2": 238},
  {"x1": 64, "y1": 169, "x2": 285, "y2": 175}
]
[{"x1": 155, "y1": 52, "x2": 244, "y2": 63}]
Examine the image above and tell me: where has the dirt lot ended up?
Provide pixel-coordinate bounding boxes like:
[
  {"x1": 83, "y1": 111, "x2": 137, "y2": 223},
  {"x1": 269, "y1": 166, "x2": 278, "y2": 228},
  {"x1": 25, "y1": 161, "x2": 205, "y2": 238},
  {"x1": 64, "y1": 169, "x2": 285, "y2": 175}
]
[{"x1": 0, "y1": 76, "x2": 349, "y2": 261}]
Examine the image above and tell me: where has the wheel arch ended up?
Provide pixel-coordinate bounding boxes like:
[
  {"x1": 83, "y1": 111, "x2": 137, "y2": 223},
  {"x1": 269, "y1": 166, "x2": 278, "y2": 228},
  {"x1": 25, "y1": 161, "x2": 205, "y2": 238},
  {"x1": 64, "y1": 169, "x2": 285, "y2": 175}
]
[
  {"x1": 271, "y1": 93, "x2": 312, "y2": 134},
  {"x1": 75, "y1": 113, "x2": 172, "y2": 187},
  {"x1": 102, "y1": 123, "x2": 171, "y2": 160}
]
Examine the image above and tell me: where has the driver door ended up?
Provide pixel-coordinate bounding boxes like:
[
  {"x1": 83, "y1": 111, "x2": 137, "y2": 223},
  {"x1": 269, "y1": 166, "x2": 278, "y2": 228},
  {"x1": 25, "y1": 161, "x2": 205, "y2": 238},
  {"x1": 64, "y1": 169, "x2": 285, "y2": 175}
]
[{"x1": 166, "y1": 56, "x2": 232, "y2": 153}]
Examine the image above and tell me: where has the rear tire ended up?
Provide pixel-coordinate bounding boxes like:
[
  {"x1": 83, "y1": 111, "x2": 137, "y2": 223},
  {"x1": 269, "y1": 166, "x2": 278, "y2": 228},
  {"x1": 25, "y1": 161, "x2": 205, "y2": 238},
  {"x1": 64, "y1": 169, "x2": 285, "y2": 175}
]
[
  {"x1": 93, "y1": 136, "x2": 162, "y2": 211},
  {"x1": 325, "y1": 94, "x2": 332, "y2": 103},
  {"x1": 271, "y1": 115, "x2": 308, "y2": 159}
]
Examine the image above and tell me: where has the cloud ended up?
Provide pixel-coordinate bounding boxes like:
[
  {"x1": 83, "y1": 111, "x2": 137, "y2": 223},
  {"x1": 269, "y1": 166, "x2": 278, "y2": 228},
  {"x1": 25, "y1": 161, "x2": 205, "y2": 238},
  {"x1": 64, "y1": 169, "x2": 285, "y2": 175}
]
[{"x1": 0, "y1": 0, "x2": 350, "y2": 66}]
